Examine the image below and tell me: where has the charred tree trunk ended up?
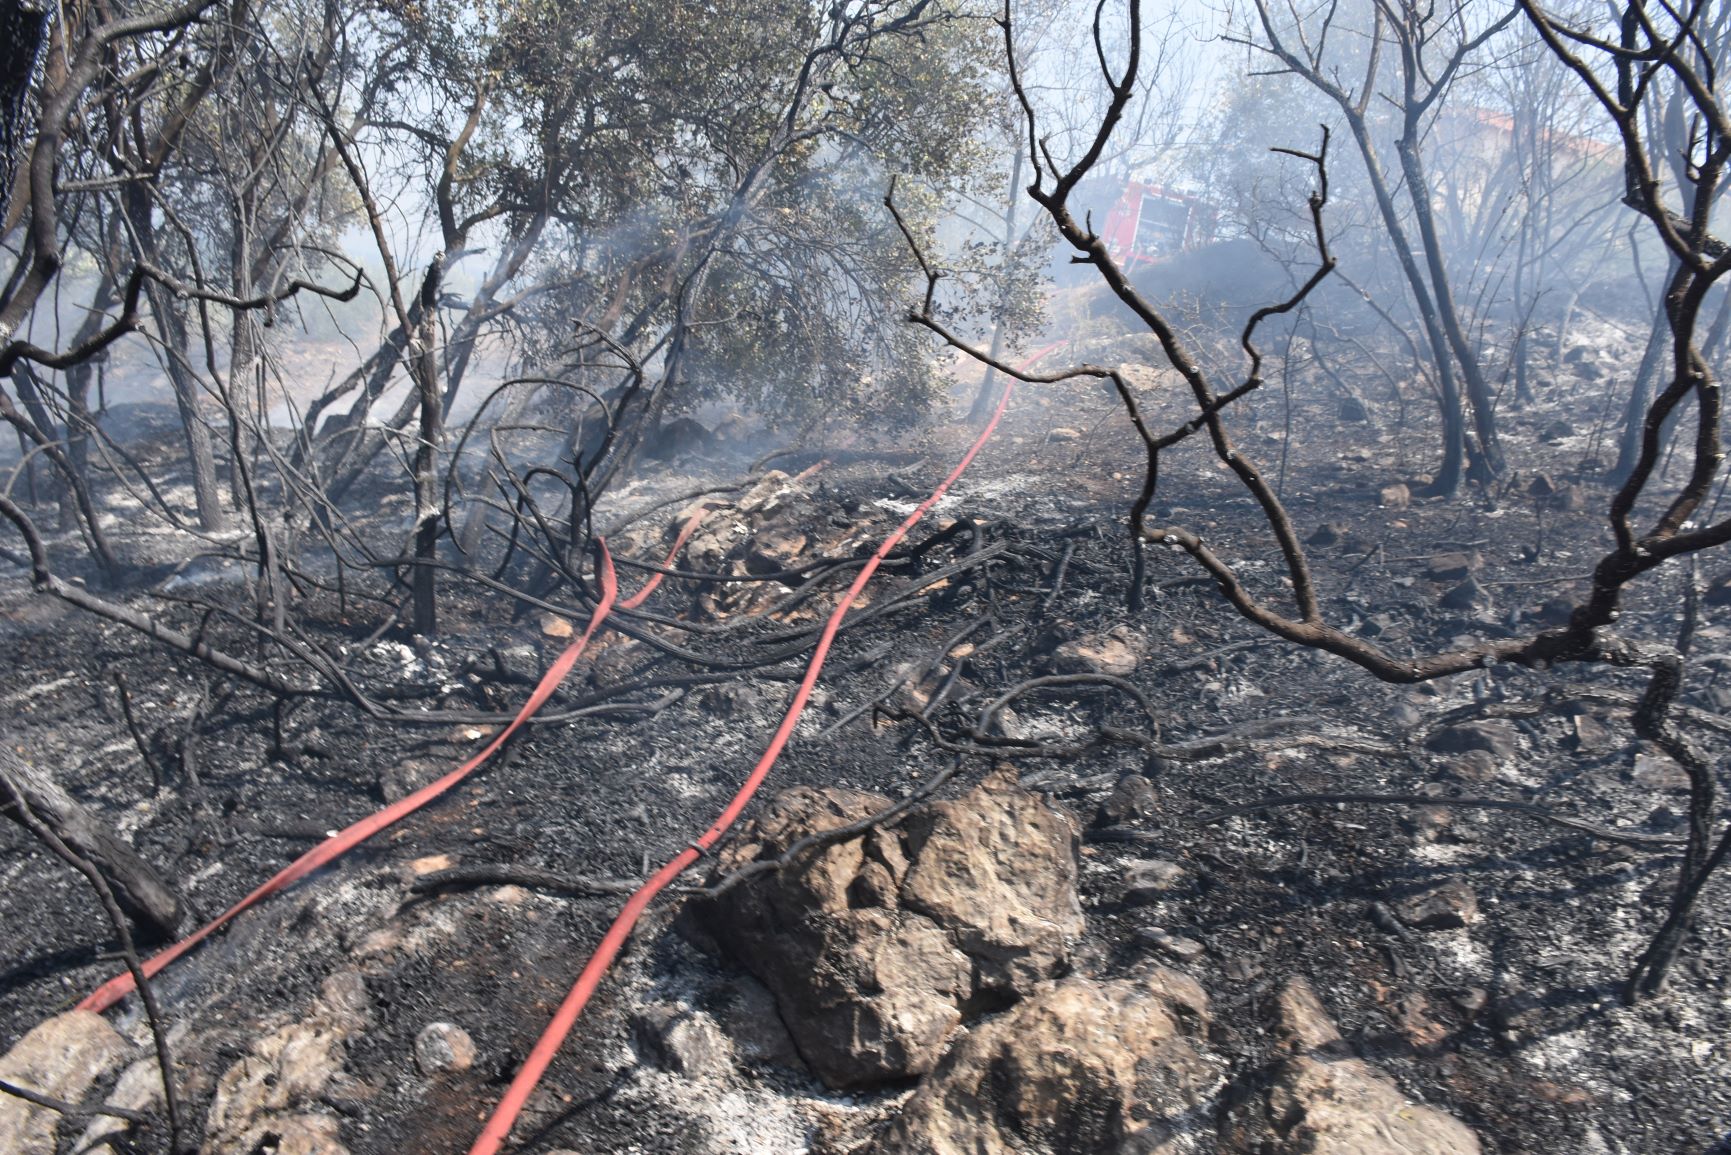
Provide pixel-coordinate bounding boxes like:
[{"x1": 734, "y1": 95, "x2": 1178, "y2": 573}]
[
  {"x1": 147, "y1": 281, "x2": 230, "y2": 533},
  {"x1": 969, "y1": 146, "x2": 1025, "y2": 426},
  {"x1": 0, "y1": 746, "x2": 186, "y2": 942},
  {"x1": 7, "y1": 358, "x2": 75, "y2": 532},
  {"x1": 2, "y1": 365, "x2": 120, "y2": 579},
  {"x1": 1395, "y1": 133, "x2": 1504, "y2": 479},
  {"x1": 1612, "y1": 300, "x2": 1671, "y2": 485},
  {"x1": 1337, "y1": 119, "x2": 1466, "y2": 495},
  {"x1": 122, "y1": 182, "x2": 229, "y2": 533},
  {"x1": 411, "y1": 258, "x2": 444, "y2": 636}
]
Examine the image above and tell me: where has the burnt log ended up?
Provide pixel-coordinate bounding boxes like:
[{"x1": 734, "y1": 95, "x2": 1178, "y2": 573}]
[{"x1": 0, "y1": 746, "x2": 185, "y2": 941}]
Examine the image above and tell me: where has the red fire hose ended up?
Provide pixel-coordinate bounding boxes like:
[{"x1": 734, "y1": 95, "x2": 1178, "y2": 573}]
[
  {"x1": 74, "y1": 343, "x2": 1048, "y2": 1153},
  {"x1": 80, "y1": 510, "x2": 709, "y2": 1014},
  {"x1": 466, "y1": 372, "x2": 1023, "y2": 1155}
]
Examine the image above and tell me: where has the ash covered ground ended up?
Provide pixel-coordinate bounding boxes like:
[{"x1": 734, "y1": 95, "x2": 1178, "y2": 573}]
[{"x1": 1, "y1": 349, "x2": 1729, "y2": 1154}]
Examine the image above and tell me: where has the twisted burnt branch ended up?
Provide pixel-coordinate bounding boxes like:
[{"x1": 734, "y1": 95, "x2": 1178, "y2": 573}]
[{"x1": 892, "y1": 0, "x2": 1731, "y2": 999}]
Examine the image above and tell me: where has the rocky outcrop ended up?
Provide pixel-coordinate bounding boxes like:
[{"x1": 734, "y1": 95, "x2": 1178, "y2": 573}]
[
  {"x1": 202, "y1": 971, "x2": 372, "y2": 1155},
  {"x1": 1049, "y1": 626, "x2": 1142, "y2": 677},
  {"x1": 872, "y1": 968, "x2": 1222, "y2": 1155},
  {"x1": 677, "y1": 471, "x2": 835, "y2": 619},
  {"x1": 1261, "y1": 1054, "x2": 1480, "y2": 1154},
  {"x1": 1223, "y1": 977, "x2": 1481, "y2": 1155},
  {"x1": 688, "y1": 768, "x2": 1082, "y2": 1087},
  {"x1": 0, "y1": 1009, "x2": 132, "y2": 1152}
]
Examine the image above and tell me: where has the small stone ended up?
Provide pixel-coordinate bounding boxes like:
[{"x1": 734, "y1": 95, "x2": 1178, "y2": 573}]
[
  {"x1": 1051, "y1": 628, "x2": 1141, "y2": 677},
  {"x1": 1408, "y1": 800, "x2": 1452, "y2": 841},
  {"x1": 1451, "y1": 988, "x2": 1490, "y2": 1016},
  {"x1": 1274, "y1": 976, "x2": 1343, "y2": 1053},
  {"x1": 1395, "y1": 881, "x2": 1479, "y2": 930},
  {"x1": 1308, "y1": 522, "x2": 1347, "y2": 547},
  {"x1": 1134, "y1": 927, "x2": 1205, "y2": 961},
  {"x1": 1440, "y1": 577, "x2": 1488, "y2": 610},
  {"x1": 1570, "y1": 713, "x2": 1612, "y2": 752},
  {"x1": 1492, "y1": 987, "x2": 1543, "y2": 1036},
  {"x1": 1358, "y1": 613, "x2": 1394, "y2": 638},
  {"x1": 1048, "y1": 426, "x2": 1083, "y2": 442},
  {"x1": 1427, "y1": 552, "x2": 1481, "y2": 582},
  {"x1": 1394, "y1": 993, "x2": 1448, "y2": 1047},
  {"x1": 490, "y1": 643, "x2": 540, "y2": 681},
  {"x1": 699, "y1": 683, "x2": 761, "y2": 716},
  {"x1": 405, "y1": 853, "x2": 454, "y2": 877},
  {"x1": 632, "y1": 1008, "x2": 733, "y2": 1080},
  {"x1": 1632, "y1": 748, "x2": 1689, "y2": 789},
  {"x1": 414, "y1": 1022, "x2": 476, "y2": 1074},
  {"x1": 1122, "y1": 858, "x2": 1185, "y2": 903},
  {"x1": 1366, "y1": 902, "x2": 1410, "y2": 939},
  {"x1": 1094, "y1": 773, "x2": 1158, "y2": 827},
  {"x1": 1338, "y1": 395, "x2": 1370, "y2": 422},
  {"x1": 538, "y1": 613, "x2": 574, "y2": 639},
  {"x1": 1426, "y1": 721, "x2": 1518, "y2": 760}
]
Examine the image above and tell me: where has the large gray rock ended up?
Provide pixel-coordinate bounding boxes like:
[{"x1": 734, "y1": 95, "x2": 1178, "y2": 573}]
[
  {"x1": 1426, "y1": 552, "x2": 1482, "y2": 583},
  {"x1": 1225, "y1": 978, "x2": 1481, "y2": 1155},
  {"x1": 1263, "y1": 1057, "x2": 1482, "y2": 1155},
  {"x1": 204, "y1": 1020, "x2": 352, "y2": 1154},
  {"x1": 897, "y1": 770, "x2": 1084, "y2": 995},
  {"x1": 690, "y1": 769, "x2": 1082, "y2": 1087},
  {"x1": 1050, "y1": 627, "x2": 1142, "y2": 677},
  {"x1": 0, "y1": 1010, "x2": 132, "y2": 1153},
  {"x1": 72, "y1": 1052, "x2": 168, "y2": 1155},
  {"x1": 1425, "y1": 720, "x2": 1518, "y2": 760},
  {"x1": 202, "y1": 972, "x2": 369, "y2": 1155},
  {"x1": 872, "y1": 968, "x2": 1222, "y2": 1155}
]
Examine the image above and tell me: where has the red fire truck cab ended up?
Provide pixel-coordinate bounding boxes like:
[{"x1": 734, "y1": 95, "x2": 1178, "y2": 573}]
[{"x1": 1101, "y1": 182, "x2": 1216, "y2": 269}]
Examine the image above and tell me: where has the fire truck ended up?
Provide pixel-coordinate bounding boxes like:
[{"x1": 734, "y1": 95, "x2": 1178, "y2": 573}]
[{"x1": 1099, "y1": 182, "x2": 1217, "y2": 269}]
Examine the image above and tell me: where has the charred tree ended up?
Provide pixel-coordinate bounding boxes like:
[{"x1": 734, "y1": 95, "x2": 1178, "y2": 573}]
[
  {"x1": 1242, "y1": 0, "x2": 1514, "y2": 493},
  {"x1": 900, "y1": 0, "x2": 1731, "y2": 1001},
  {"x1": 412, "y1": 257, "x2": 444, "y2": 637}
]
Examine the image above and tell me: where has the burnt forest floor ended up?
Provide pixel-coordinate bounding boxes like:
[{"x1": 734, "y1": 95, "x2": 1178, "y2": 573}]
[{"x1": 1, "y1": 333, "x2": 1730, "y2": 1154}]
